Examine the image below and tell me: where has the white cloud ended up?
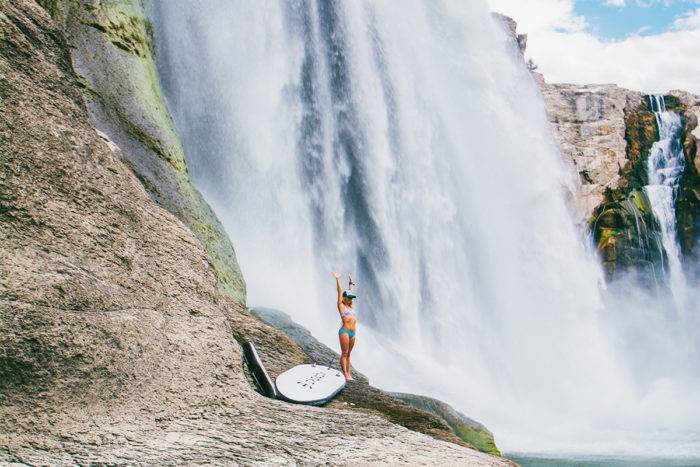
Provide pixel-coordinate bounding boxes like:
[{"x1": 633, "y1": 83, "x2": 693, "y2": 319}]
[
  {"x1": 488, "y1": 0, "x2": 586, "y2": 32},
  {"x1": 672, "y1": 8, "x2": 700, "y2": 30},
  {"x1": 605, "y1": 0, "x2": 626, "y2": 7},
  {"x1": 488, "y1": 0, "x2": 700, "y2": 95}
]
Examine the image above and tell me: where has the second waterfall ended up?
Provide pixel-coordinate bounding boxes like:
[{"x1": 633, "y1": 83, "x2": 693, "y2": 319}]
[{"x1": 645, "y1": 95, "x2": 687, "y2": 303}]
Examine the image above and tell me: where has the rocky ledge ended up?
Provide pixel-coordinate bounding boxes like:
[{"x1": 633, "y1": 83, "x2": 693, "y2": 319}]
[
  {"x1": 251, "y1": 307, "x2": 503, "y2": 458},
  {"x1": 0, "y1": 2, "x2": 509, "y2": 464}
]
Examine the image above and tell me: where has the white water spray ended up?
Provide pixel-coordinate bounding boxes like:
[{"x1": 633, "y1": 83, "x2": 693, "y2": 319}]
[{"x1": 153, "y1": 0, "x2": 700, "y2": 457}]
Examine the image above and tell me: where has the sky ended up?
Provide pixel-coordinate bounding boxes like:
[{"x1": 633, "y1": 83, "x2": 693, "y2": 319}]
[{"x1": 487, "y1": 0, "x2": 700, "y2": 94}]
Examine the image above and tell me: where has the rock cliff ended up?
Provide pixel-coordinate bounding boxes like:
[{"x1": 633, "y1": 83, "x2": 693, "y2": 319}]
[
  {"x1": 543, "y1": 84, "x2": 700, "y2": 279},
  {"x1": 540, "y1": 83, "x2": 643, "y2": 226},
  {"x1": 496, "y1": 13, "x2": 700, "y2": 280},
  {"x1": 0, "y1": 1, "x2": 508, "y2": 464}
]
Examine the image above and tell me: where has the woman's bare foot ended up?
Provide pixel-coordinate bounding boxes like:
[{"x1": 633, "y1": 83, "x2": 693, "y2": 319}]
[{"x1": 345, "y1": 373, "x2": 354, "y2": 381}]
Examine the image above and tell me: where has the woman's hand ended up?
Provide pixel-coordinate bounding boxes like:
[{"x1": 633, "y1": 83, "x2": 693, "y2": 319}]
[{"x1": 332, "y1": 271, "x2": 340, "y2": 279}]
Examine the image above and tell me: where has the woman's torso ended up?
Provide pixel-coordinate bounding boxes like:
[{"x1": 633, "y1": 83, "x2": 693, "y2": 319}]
[{"x1": 340, "y1": 306, "x2": 356, "y2": 331}]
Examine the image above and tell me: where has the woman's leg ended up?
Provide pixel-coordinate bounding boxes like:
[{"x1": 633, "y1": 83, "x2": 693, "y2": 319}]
[
  {"x1": 339, "y1": 331, "x2": 350, "y2": 378},
  {"x1": 346, "y1": 336, "x2": 356, "y2": 381}
]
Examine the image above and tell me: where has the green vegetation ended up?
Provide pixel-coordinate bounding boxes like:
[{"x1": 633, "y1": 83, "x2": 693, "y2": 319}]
[
  {"x1": 589, "y1": 97, "x2": 679, "y2": 280},
  {"x1": 389, "y1": 392, "x2": 502, "y2": 457}
]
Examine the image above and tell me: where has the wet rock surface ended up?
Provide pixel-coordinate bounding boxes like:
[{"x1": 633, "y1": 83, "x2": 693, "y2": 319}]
[
  {"x1": 389, "y1": 392, "x2": 501, "y2": 457},
  {"x1": 669, "y1": 91, "x2": 700, "y2": 261},
  {"x1": 0, "y1": 2, "x2": 508, "y2": 465}
]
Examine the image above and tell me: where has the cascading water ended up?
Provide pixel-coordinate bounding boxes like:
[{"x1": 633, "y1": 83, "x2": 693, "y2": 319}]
[
  {"x1": 153, "y1": 0, "x2": 700, "y2": 457},
  {"x1": 644, "y1": 95, "x2": 687, "y2": 303}
]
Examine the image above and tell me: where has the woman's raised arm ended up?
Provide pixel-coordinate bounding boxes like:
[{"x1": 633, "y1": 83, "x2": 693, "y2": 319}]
[{"x1": 332, "y1": 271, "x2": 343, "y2": 310}]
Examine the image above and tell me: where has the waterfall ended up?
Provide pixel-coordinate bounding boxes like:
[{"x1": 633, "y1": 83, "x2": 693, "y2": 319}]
[
  {"x1": 644, "y1": 95, "x2": 687, "y2": 303},
  {"x1": 153, "y1": 0, "x2": 700, "y2": 457}
]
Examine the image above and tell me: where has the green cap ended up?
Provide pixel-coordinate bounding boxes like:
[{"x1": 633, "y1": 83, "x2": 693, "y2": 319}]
[{"x1": 343, "y1": 290, "x2": 357, "y2": 299}]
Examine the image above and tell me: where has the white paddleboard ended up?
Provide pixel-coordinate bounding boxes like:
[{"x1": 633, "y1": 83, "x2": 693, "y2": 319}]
[
  {"x1": 275, "y1": 364, "x2": 346, "y2": 405},
  {"x1": 242, "y1": 342, "x2": 277, "y2": 399}
]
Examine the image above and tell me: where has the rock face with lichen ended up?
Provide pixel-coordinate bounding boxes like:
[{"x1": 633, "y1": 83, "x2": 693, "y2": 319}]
[
  {"x1": 46, "y1": 0, "x2": 246, "y2": 304},
  {"x1": 541, "y1": 85, "x2": 668, "y2": 280},
  {"x1": 545, "y1": 87, "x2": 700, "y2": 280},
  {"x1": 1, "y1": 2, "x2": 509, "y2": 465}
]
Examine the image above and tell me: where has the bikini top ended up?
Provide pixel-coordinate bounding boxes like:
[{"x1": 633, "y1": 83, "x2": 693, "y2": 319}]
[{"x1": 342, "y1": 307, "x2": 356, "y2": 318}]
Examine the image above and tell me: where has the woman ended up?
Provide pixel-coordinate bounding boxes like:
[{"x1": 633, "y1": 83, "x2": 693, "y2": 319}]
[{"x1": 332, "y1": 271, "x2": 356, "y2": 381}]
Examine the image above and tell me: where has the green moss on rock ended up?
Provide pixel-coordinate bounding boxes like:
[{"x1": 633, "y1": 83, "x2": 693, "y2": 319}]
[
  {"x1": 75, "y1": 1, "x2": 188, "y2": 174},
  {"x1": 662, "y1": 94, "x2": 683, "y2": 111},
  {"x1": 590, "y1": 189, "x2": 663, "y2": 281},
  {"x1": 587, "y1": 95, "x2": 700, "y2": 281},
  {"x1": 37, "y1": 0, "x2": 60, "y2": 18},
  {"x1": 78, "y1": 1, "x2": 154, "y2": 59},
  {"x1": 389, "y1": 392, "x2": 502, "y2": 457},
  {"x1": 675, "y1": 106, "x2": 700, "y2": 259},
  {"x1": 60, "y1": 0, "x2": 246, "y2": 304}
]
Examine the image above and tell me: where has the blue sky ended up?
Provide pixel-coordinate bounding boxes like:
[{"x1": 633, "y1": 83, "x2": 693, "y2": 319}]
[
  {"x1": 488, "y1": 0, "x2": 700, "y2": 93},
  {"x1": 574, "y1": 0, "x2": 699, "y2": 39}
]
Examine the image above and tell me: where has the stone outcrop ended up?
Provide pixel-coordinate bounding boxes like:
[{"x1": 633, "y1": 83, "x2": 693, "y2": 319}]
[
  {"x1": 571, "y1": 92, "x2": 700, "y2": 279},
  {"x1": 540, "y1": 83, "x2": 643, "y2": 227},
  {"x1": 496, "y1": 13, "x2": 700, "y2": 279},
  {"x1": 389, "y1": 393, "x2": 501, "y2": 457},
  {"x1": 669, "y1": 91, "x2": 700, "y2": 260},
  {"x1": 0, "y1": 2, "x2": 509, "y2": 464},
  {"x1": 251, "y1": 308, "x2": 503, "y2": 458},
  {"x1": 492, "y1": 12, "x2": 527, "y2": 58}
]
